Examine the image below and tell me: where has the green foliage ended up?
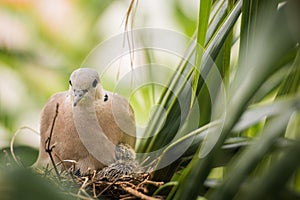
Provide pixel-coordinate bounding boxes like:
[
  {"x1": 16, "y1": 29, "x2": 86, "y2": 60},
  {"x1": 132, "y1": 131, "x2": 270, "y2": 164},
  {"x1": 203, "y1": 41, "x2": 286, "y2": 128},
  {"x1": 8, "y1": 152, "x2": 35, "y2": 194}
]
[
  {"x1": 0, "y1": 168, "x2": 70, "y2": 200},
  {"x1": 138, "y1": 0, "x2": 300, "y2": 199},
  {"x1": 0, "y1": 146, "x2": 38, "y2": 167}
]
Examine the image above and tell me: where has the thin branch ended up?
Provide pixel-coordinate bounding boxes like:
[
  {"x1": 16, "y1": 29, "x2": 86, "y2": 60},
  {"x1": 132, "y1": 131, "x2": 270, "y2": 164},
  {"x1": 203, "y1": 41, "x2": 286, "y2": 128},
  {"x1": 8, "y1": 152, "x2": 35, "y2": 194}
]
[
  {"x1": 96, "y1": 179, "x2": 118, "y2": 198},
  {"x1": 139, "y1": 180, "x2": 164, "y2": 188},
  {"x1": 91, "y1": 170, "x2": 97, "y2": 198},
  {"x1": 120, "y1": 184, "x2": 161, "y2": 200},
  {"x1": 45, "y1": 103, "x2": 60, "y2": 179}
]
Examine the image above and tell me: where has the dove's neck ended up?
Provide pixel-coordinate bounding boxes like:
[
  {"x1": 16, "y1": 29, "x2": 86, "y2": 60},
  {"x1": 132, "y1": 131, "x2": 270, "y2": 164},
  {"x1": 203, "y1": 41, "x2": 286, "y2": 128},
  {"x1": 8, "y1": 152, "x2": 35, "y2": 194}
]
[
  {"x1": 72, "y1": 97, "x2": 116, "y2": 165},
  {"x1": 95, "y1": 85, "x2": 105, "y2": 101}
]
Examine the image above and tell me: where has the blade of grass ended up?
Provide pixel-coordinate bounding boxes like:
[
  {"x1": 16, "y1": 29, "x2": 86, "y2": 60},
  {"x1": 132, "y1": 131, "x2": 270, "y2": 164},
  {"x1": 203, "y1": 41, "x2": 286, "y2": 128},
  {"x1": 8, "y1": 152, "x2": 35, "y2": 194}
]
[
  {"x1": 191, "y1": 0, "x2": 213, "y2": 104},
  {"x1": 215, "y1": 0, "x2": 233, "y2": 88},
  {"x1": 206, "y1": 0, "x2": 228, "y2": 45},
  {"x1": 197, "y1": 0, "x2": 234, "y2": 126},
  {"x1": 277, "y1": 51, "x2": 300, "y2": 97},
  {"x1": 233, "y1": 96, "x2": 300, "y2": 132}
]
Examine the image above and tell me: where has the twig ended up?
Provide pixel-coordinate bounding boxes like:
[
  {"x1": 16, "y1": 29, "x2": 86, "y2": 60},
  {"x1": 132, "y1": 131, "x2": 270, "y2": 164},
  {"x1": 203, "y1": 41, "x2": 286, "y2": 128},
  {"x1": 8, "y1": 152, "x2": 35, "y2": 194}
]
[
  {"x1": 45, "y1": 103, "x2": 60, "y2": 179},
  {"x1": 77, "y1": 177, "x2": 92, "y2": 199},
  {"x1": 116, "y1": 180, "x2": 136, "y2": 188},
  {"x1": 139, "y1": 180, "x2": 164, "y2": 188},
  {"x1": 120, "y1": 184, "x2": 161, "y2": 200},
  {"x1": 120, "y1": 195, "x2": 135, "y2": 200},
  {"x1": 10, "y1": 126, "x2": 40, "y2": 167},
  {"x1": 96, "y1": 179, "x2": 118, "y2": 198},
  {"x1": 91, "y1": 170, "x2": 97, "y2": 198},
  {"x1": 80, "y1": 177, "x2": 89, "y2": 190}
]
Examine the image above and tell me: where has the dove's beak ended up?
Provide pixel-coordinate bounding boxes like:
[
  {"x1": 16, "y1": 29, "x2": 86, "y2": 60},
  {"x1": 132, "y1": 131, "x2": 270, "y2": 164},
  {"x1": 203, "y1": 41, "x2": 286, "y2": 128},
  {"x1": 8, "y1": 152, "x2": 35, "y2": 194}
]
[{"x1": 73, "y1": 89, "x2": 88, "y2": 107}]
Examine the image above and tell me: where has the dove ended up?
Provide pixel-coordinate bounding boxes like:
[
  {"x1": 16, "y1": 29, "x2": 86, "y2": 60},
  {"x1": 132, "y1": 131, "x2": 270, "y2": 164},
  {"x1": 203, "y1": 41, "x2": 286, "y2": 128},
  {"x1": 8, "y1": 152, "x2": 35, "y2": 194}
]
[{"x1": 34, "y1": 68, "x2": 136, "y2": 173}]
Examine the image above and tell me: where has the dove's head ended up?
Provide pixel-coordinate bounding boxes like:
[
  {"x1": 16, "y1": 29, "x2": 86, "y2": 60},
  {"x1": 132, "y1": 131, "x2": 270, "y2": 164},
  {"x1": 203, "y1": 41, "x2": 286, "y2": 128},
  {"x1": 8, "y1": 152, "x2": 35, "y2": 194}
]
[{"x1": 69, "y1": 68, "x2": 103, "y2": 107}]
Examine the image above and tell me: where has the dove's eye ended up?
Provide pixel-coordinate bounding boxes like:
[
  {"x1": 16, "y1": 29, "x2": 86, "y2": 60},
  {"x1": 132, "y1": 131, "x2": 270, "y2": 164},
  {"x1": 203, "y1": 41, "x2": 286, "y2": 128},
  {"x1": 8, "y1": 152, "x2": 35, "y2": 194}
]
[
  {"x1": 92, "y1": 79, "x2": 98, "y2": 88},
  {"x1": 69, "y1": 80, "x2": 72, "y2": 86}
]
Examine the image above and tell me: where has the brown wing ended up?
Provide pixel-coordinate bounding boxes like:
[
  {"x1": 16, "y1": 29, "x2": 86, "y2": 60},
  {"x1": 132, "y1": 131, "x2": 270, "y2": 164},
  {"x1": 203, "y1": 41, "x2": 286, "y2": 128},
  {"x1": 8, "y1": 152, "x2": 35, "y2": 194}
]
[{"x1": 96, "y1": 91, "x2": 136, "y2": 148}]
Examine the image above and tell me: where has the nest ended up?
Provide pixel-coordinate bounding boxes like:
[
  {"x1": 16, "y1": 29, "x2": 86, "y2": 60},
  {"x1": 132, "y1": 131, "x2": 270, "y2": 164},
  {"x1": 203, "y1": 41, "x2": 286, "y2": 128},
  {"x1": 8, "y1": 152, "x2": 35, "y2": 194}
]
[
  {"x1": 73, "y1": 169, "x2": 163, "y2": 199},
  {"x1": 41, "y1": 158, "x2": 165, "y2": 200}
]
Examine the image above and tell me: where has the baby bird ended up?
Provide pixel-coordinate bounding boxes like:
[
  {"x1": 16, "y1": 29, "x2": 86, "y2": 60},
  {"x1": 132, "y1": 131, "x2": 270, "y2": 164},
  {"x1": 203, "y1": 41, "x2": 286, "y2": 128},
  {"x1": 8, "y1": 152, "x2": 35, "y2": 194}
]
[
  {"x1": 34, "y1": 68, "x2": 136, "y2": 173},
  {"x1": 96, "y1": 143, "x2": 139, "y2": 181}
]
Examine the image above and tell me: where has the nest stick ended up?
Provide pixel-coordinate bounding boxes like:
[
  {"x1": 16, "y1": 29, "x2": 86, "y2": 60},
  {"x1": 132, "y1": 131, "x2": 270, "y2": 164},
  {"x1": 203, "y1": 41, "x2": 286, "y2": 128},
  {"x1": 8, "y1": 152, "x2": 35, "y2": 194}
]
[
  {"x1": 120, "y1": 185, "x2": 161, "y2": 200},
  {"x1": 96, "y1": 179, "x2": 118, "y2": 198},
  {"x1": 91, "y1": 170, "x2": 97, "y2": 198},
  {"x1": 45, "y1": 103, "x2": 60, "y2": 179}
]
